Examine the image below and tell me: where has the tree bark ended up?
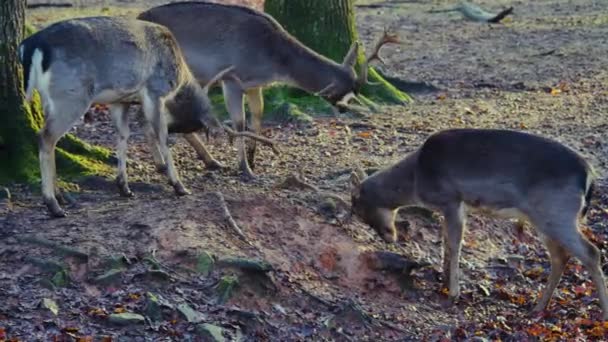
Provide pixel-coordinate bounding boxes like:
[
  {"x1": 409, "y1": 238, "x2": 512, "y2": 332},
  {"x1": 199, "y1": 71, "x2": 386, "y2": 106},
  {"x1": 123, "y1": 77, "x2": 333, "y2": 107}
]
[
  {"x1": 0, "y1": 0, "x2": 43, "y2": 182},
  {"x1": 0, "y1": 0, "x2": 110, "y2": 185},
  {"x1": 264, "y1": 0, "x2": 410, "y2": 104}
]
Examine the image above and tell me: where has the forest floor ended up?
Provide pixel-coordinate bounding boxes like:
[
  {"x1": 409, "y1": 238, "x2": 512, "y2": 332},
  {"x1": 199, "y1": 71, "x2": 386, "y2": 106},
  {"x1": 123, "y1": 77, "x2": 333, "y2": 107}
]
[{"x1": 2, "y1": 0, "x2": 608, "y2": 340}]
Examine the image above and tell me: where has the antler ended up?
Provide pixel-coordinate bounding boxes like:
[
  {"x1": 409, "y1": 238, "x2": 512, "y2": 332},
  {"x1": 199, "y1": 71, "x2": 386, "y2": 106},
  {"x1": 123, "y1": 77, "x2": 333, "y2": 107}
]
[
  {"x1": 356, "y1": 28, "x2": 402, "y2": 88},
  {"x1": 314, "y1": 82, "x2": 336, "y2": 97}
]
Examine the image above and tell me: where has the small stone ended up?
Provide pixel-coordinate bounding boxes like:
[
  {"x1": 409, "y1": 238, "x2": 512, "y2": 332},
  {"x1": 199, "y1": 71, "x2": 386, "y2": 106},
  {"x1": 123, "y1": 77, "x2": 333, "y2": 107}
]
[
  {"x1": 216, "y1": 275, "x2": 239, "y2": 304},
  {"x1": 144, "y1": 292, "x2": 162, "y2": 322},
  {"x1": 94, "y1": 269, "x2": 123, "y2": 286},
  {"x1": 195, "y1": 251, "x2": 215, "y2": 276},
  {"x1": 51, "y1": 270, "x2": 70, "y2": 287},
  {"x1": 196, "y1": 323, "x2": 226, "y2": 342},
  {"x1": 216, "y1": 257, "x2": 272, "y2": 273},
  {"x1": 108, "y1": 312, "x2": 145, "y2": 326},
  {"x1": 177, "y1": 303, "x2": 204, "y2": 323},
  {"x1": 41, "y1": 298, "x2": 59, "y2": 315},
  {"x1": 318, "y1": 198, "x2": 337, "y2": 215}
]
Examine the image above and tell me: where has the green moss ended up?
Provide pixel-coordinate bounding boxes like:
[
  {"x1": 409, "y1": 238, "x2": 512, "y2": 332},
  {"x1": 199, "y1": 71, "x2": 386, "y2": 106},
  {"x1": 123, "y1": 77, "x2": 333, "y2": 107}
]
[
  {"x1": 361, "y1": 67, "x2": 412, "y2": 104},
  {"x1": 0, "y1": 94, "x2": 112, "y2": 187},
  {"x1": 24, "y1": 22, "x2": 36, "y2": 37},
  {"x1": 210, "y1": 85, "x2": 333, "y2": 121},
  {"x1": 261, "y1": 0, "x2": 410, "y2": 114},
  {"x1": 57, "y1": 134, "x2": 112, "y2": 163},
  {"x1": 55, "y1": 148, "x2": 113, "y2": 178}
]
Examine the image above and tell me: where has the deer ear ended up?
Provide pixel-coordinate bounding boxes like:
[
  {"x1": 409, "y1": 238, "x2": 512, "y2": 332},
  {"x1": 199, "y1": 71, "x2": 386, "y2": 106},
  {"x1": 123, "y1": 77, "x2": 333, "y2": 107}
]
[{"x1": 342, "y1": 41, "x2": 359, "y2": 68}]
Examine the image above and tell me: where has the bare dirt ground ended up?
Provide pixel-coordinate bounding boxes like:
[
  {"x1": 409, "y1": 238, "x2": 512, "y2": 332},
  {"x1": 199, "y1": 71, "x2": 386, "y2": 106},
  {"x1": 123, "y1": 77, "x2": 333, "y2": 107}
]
[{"x1": 2, "y1": 0, "x2": 608, "y2": 340}]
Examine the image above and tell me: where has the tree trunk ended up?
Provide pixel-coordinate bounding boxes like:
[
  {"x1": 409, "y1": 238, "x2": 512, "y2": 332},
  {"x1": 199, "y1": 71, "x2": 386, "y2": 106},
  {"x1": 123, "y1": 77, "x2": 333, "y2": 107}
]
[
  {"x1": 264, "y1": 0, "x2": 410, "y2": 104},
  {"x1": 0, "y1": 0, "x2": 110, "y2": 185}
]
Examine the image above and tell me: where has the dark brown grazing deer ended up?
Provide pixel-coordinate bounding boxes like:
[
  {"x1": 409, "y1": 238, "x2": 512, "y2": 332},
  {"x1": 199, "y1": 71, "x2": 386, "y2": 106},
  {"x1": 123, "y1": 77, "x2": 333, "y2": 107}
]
[
  {"x1": 350, "y1": 128, "x2": 607, "y2": 319},
  {"x1": 19, "y1": 16, "x2": 227, "y2": 217},
  {"x1": 138, "y1": 1, "x2": 400, "y2": 180}
]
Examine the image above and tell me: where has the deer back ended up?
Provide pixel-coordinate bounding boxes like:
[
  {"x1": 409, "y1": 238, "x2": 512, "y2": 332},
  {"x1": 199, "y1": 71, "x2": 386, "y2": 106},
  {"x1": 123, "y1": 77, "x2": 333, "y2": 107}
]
[
  {"x1": 137, "y1": 2, "x2": 357, "y2": 96},
  {"x1": 413, "y1": 129, "x2": 593, "y2": 214},
  {"x1": 20, "y1": 16, "x2": 192, "y2": 103}
]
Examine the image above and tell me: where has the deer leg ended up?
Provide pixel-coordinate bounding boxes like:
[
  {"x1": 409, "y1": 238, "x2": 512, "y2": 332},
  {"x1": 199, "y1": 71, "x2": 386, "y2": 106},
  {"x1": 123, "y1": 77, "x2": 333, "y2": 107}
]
[
  {"x1": 223, "y1": 80, "x2": 254, "y2": 180},
  {"x1": 109, "y1": 103, "x2": 133, "y2": 197},
  {"x1": 142, "y1": 92, "x2": 189, "y2": 196},
  {"x1": 533, "y1": 236, "x2": 568, "y2": 313},
  {"x1": 559, "y1": 228, "x2": 608, "y2": 319},
  {"x1": 143, "y1": 121, "x2": 166, "y2": 173},
  {"x1": 183, "y1": 133, "x2": 224, "y2": 170},
  {"x1": 442, "y1": 203, "x2": 466, "y2": 302},
  {"x1": 39, "y1": 99, "x2": 91, "y2": 217},
  {"x1": 245, "y1": 87, "x2": 264, "y2": 169},
  {"x1": 441, "y1": 225, "x2": 452, "y2": 291}
]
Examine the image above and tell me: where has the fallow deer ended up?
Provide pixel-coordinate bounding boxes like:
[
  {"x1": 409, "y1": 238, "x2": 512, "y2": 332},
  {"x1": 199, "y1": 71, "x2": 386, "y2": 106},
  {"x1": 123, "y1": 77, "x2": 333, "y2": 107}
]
[
  {"x1": 138, "y1": 1, "x2": 400, "y2": 179},
  {"x1": 19, "y1": 16, "x2": 226, "y2": 217},
  {"x1": 350, "y1": 128, "x2": 607, "y2": 318}
]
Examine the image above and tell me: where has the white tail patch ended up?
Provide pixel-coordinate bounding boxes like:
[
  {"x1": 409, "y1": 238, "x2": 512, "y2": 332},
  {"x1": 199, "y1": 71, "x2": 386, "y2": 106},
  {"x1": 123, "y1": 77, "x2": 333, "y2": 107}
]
[{"x1": 27, "y1": 49, "x2": 54, "y2": 113}]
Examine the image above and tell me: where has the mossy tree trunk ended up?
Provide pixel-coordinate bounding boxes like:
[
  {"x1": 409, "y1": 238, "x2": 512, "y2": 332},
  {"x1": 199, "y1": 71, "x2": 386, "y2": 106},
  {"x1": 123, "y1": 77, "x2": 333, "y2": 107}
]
[
  {"x1": 0, "y1": 0, "x2": 111, "y2": 185},
  {"x1": 264, "y1": 0, "x2": 410, "y2": 104}
]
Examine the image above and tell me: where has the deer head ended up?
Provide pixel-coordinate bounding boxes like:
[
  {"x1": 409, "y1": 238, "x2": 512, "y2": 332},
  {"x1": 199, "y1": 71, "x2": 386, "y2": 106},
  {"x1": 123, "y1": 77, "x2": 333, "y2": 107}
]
[{"x1": 317, "y1": 28, "x2": 402, "y2": 109}]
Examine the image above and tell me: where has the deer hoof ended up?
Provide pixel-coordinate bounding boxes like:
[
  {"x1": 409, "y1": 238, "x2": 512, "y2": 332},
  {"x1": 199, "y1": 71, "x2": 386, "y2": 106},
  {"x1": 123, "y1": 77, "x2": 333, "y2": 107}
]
[
  {"x1": 240, "y1": 169, "x2": 256, "y2": 182},
  {"x1": 155, "y1": 164, "x2": 168, "y2": 174},
  {"x1": 205, "y1": 159, "x2": 225, "y2": 171},
  {"x1": 173, "y1": 182, "x2": 191, "y2": 196},
  {"x1": 55, "y1": 190, "x2": 67, "y2": 205},
  {"x1": 115, "y1": 178, "x2": 133, "y2": 198},
  {"x1": 45, "y1": 198, "x2": 66, "y2": 218},
  {"x1": 246, "y1": 147, "x2": 257, "y2": 170},
  {"x1": 119, "y1": 187, "x2": 134, "y2": 198}
]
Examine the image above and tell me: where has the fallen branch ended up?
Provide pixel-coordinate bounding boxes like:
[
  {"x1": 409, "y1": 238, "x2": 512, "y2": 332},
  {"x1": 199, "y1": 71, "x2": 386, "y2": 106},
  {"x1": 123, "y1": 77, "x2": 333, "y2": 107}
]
[
  {"x1": 211, "y1": 191, "x2": 253, "y2": 247},
  {"x1": 17, "y1": 236, "x2": 89, "y2": 262},
  {"x1": 429, "y1": 2, "x2": 514, "y2": 23},
  {"x1": 275, "y1": 173, "x2": 350, "y2": 212},
  {"x1": 27, "y1": 3, "x2": 73, "y2": 9},
  {"x1": 356, "y1": 0, "x2": 420, "y2": 9},
  {"x1": 223, "y1": 125, "x2": 280, "y2": 155}
]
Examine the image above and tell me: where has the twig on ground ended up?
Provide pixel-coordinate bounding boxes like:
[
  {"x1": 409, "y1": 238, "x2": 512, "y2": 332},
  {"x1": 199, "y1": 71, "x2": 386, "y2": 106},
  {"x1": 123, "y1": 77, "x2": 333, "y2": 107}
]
[
  {"x1": 275, "y1": 174, "x2": 320, "y2": 192},
  {"x1": 528, "y1": 49, "x2": 557, "y2": 58},
  {"x1": 223, "y1": 125, "x2": 280, "y2": 155}
]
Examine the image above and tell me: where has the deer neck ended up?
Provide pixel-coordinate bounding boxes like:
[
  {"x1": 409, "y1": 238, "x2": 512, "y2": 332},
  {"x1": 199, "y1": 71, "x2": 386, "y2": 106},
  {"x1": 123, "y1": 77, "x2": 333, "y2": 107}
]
[
  {"x1": 364, "y1": 152, "x2": 420, "y2": 210},
  {"x1": 279, "y1": 43, "x2": 345, "y2": 93}
]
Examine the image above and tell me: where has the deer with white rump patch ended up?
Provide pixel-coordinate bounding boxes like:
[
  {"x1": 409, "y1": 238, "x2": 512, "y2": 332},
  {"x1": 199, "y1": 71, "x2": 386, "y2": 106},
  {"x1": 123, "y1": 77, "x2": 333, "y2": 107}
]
[
  {"x1": 19, "y1": 16, "x2": 228, "y2": 217},
  {"x1": 138, "y1": 1, "x2": 400, "y2": 180},
  {"x1": 350, "y1": 128, "x2": 608, "y2": 319}
]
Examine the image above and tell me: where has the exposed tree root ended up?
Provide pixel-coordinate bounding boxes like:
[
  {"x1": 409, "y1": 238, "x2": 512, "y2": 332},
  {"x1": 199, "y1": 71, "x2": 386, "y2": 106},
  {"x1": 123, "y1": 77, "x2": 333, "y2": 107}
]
[
  {"x1": 211, "y1": 191, "x2": 255, "y2": 248},
  {"x1": 17, "y1": 236, "x2": 89, "y2": 262}
]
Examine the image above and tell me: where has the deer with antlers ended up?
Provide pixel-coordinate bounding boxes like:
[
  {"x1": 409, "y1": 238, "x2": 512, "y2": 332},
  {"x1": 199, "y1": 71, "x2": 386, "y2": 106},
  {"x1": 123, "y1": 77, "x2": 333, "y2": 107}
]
[{"x1": 138, "y1": 2, "x2": 400, "y2": 180}]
